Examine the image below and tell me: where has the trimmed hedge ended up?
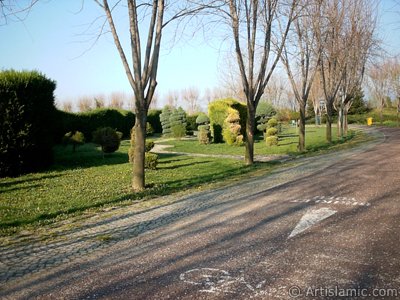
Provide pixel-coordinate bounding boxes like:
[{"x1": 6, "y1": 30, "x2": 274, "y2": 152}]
[
  {"x1": 147, "y1": 109, "x2": 162, "y2": 133},
  {"x1": 55, "y1": 108, "x2": 135, "y2": 142},
  {"x1": 208, "y1": 98, "x2": 247, "y2": 143},
  {"x1": 0, "y1": 70, "x2": 57, "y2": 176}
]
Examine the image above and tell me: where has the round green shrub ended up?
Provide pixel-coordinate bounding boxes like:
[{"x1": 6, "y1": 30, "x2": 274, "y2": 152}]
[
  {"x1": 266, "y1": 135, "x2": 278, "y2": 146},
  {"x1": 266, "y1": 127, "x2": 278, "y2": 137},
  {"x1": 196, "y1": 113, "x2": 210, "y2": 125},
  {"x1": 257, "y1": 123, "x2": 268, "y2": 133},
  {"x1": 145, "y1": 152, "x2": 158, "y2": 170},
  {"x1": 62, "y1": 131, "x2": 85, "y2": 152},
  {"x1": 145, "y1": 141, "x2": 155, "y2": 152},
  {"x1": 92, "y1": 127, "x2": 121, "y2": 154},
  {"x1": 267, "y1": 117, "x2": 278, "y2": 128}
]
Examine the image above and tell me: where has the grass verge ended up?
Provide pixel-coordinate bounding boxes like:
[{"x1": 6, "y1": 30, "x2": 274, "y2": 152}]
[{"x1": 0, "y1": 126, "x2": 370, "y2": 236}]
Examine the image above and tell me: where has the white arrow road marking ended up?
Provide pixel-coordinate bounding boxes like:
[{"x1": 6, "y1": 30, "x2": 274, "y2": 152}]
[{"x1": 288, "y1": 207, "x2": 337, "y2": 239}]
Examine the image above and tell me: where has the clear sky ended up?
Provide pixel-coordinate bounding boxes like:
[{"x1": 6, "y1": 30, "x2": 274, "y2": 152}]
[{"x1": 1, "y1": 0, "x2": 399, "y2": 110}]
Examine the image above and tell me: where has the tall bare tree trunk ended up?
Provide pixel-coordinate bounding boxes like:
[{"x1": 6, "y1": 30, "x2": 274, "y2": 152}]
[
  {"x1": 344, "y1": 106, "x2": 349, "y2": 136},
  {"x1": 326, "y1": 101, "x2": 333, "y2": 143},
  {"x1": 132, "y1": 110, "x2": 147, "y2": 190},
  {"x1": 298, "y1": 101, "x2": 306, "y2": 151},
  {"x1": 245, "y1": 104, "x2": 255, "y2": 165}
]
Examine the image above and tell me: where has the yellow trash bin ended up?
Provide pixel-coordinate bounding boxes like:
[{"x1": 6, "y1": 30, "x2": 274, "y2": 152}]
[{"x1": 367, "y1": 117, "x2": 373, "y2": 126}]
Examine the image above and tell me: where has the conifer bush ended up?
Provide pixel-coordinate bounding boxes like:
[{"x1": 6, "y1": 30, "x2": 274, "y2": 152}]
[
  {"x1": 196, "y1": 113, "x2": 211, "y2": 144},
  {"x1": 92, "y1": 127, "x2": 121, "y2": 154}
]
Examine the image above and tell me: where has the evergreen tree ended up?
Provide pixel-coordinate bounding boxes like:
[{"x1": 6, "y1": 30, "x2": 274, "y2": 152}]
[{"x1": 160, "y1": 106, "x2": 173, "y2": 137}]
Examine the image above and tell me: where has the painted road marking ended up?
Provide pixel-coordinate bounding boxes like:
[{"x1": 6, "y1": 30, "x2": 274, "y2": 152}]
[
  {"x1": 288, "y1": 207, "x2": 337, "y2": 239},
  {"x1": 179, "y1": 268, "x2": 266, "y2": 295},
  {"x1": 290, "y1": 196, "x2": 370, "y2": 207}
]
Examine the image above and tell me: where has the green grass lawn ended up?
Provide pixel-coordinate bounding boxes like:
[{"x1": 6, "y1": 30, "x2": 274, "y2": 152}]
[
  {"x1": 0, "y1": 140, "x2": 274, "y2": 234},
  {"x1": 349, "y1": 108, "x2": 400, "y2": 127},
  {"x1": 161, "y1": 125, "x2": 350, "y2": 156},
  {"x1": 0, "y1": 125, "x2": 365, "y2": 235}
]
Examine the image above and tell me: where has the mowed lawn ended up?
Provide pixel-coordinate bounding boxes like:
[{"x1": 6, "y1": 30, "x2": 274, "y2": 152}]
[
  {"x1": 161, "y1": 125, "x2": 347, "y2": 155},
  {"x1": 0, "y1": 125, "x2": 362, "y2": 234},
  {"x1": 0, "y1": 141, "x2": 268, "y2": 233}
]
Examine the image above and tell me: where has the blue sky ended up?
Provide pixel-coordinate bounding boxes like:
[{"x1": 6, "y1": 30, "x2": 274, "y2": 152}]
[{"x1": 1, "y1": 0, "x2": 399, "y2": 109}]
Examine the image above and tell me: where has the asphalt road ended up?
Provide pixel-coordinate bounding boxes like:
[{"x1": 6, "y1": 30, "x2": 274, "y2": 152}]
[{"x1": 1, "y1": 127, "x2": 400, "y2": 299}]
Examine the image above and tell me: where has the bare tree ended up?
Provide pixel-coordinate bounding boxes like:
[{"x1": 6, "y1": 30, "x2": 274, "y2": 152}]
[
  {"x1": 94, "y1": 94, "x2": 106, "y2": 109},
  {"x1": 315, "y1": 0, "x2": 350, "y2": 142},
  {"x1": 212, "y1": 0, "x2": 297, "y2": 164},
  {"x1": 335, "y1": 0, "x2": 377, "y2": 137},
  {"x1": 0, "y1": 0, "x2": 38, "y2": 25},
  {"x1": 95, "y1": 0, "x2": 205, "y2": 190},
  {"x1": 77, "y1": 96, "x2": 93, "y2": 112},
  {"x1": 367, "y1": 60, "x2": 392, "y2": 124},
  {"x1": 203, "y1": 87, "x2": 214, "y2": 105},
  {"x1": 149, "y1": 91, "x2": 159, "y2": 109},
  {"x1": 182, "y1": 86, "x2": 200, "y2": 114},
  {"x1": 109, "y1": 91, "x2": 125, "y2": 109},
  {"x1": 263, "y1": 75, "x2": 286, "y2": 107},
  {"x1": 309, "y1": 71, "x2": 324, "y2": 124},
  {"x1": 281, "y1": 0, "x2": 320, "y2": 151},
  {"x1": 61, "y1": 101, "x2": 74, "y2": 112},
  {"x1": 165, "y1": 89, "x2": 179, "y2": 107},
  {"x1": 388, "y1": 57, "x2": 400, "y2": 126}
]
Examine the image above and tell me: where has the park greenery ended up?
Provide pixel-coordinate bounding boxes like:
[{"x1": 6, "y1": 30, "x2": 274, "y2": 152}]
[
  {"x1": 1, "y1": 1, "x2": 400, "y2": 236},
  {"x1": 0, "y1": 125, "x2": 368, "y2": 236},
  {"x1": 0, "y1": 68, "x2": 394, "y2": 236}
]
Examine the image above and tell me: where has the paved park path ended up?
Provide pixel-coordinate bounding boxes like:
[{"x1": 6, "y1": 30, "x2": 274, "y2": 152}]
[{"x1": 1, "y1": 126, "x2": 399, "y2": 299}]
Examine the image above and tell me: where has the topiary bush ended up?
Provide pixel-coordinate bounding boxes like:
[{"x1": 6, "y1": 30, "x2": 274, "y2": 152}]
[
  {"x1": 266, "y1": 127, "x2": 278, "y2": 137},
  {"x1": 145, "y1": 141, "x2": 155, "y2": 152},
  {"x1": 222, "y1": 109, "x2": 244, "y2": 146},
  {"x1": 62, "y1": 131, "x2": 85, "y2": 152},
  {"x1": 92, "y1": 127, "x2": 121, "y2": 154},
  {"x1": 267, "y1": 117, "x2": 278, "y2": 128},
  {"x1": 265, "y1": 117, "x2": 279, "y2": 146},
  {"x1": 196, "y1": 113, "x2": 210, "y2": 125},
  {"x1": 256, "y1": 102, "x2": 277, "y2": 135},
  {"x1": 160, "y1": 106, "x2": 173, "y2": 137},
  {"x1": 0, "y1": 70, "x2": 57, "y2": 177},
  {"x1": 145, "y1": 152, "x2": 158, "y2": 170},
  {"x1": 197, "y1": 125, "x2": 211, "y2": 144},
  {"x1": 170, "y1": 107, "x2": 187, "y2": 139},
  {"x1": 208, "y1": 98, "x2": 247, "y2": 143},
  {"x1": 196, "y1": 113, "x2": 211, "y2": 144},
  {"x1": 186, "y1": 113, "x2": 199, "y2": 135},
  {"x1": 266, "y1": 136, "x2": 278, "y2": 146}
]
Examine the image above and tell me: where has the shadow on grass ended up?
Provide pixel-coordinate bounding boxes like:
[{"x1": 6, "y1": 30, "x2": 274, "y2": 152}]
[
  {"x1": 51, "y1": 143, "x2": 129, "y2": 171},
  {"x1": 0, "y1": 161, "x2": 275, "y2": 230},
  {"x1": 159, "y1": 161, "x2": 212, "y2": 170},
  {"x1": 0, "y1": 174, "x2": 64, "y2": 189}
]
